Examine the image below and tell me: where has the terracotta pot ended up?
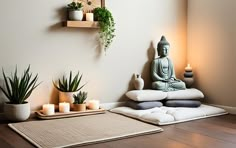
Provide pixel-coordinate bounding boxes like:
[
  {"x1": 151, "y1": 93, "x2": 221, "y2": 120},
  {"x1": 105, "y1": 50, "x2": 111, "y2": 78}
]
[
  {"x1": 59, "y1": 91, "x2": 79, "y2": 110},
  {"x1": 73, "y1": 104, "x2": 86, "y2": 111},
  {"x1": 4, "y1": 102, "x2": 30, "y2": 122}
]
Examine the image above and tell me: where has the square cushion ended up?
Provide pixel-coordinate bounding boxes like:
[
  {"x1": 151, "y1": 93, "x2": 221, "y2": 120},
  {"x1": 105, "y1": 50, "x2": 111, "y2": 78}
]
[
  {"x1": 167, "y1": 88, "x2": 204, "y2": 100},
  {"x1": 110, "y1": 104, "x2": 227, "y2": 125},
  {"x1": 126, "y1": 90, "x2": 167, "y2": 101}
]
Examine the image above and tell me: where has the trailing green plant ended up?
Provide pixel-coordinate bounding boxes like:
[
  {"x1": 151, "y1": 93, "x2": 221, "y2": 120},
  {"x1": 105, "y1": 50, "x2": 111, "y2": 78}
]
[
  {"x1": 53, "y1": 71, "x2": 86, "y2": 92},
  {"x1": 73, "y1": 91, "x2": 87, "y2": 104},
  {"x1": 0, "y1": 65, "x2": 40, "y2": 104},
  {"x1": 94, "y1": 7, "x2": 115, "y2": 52},
  {"x1": 67, "y1": 1, "x2": 83, "y2": 10}
]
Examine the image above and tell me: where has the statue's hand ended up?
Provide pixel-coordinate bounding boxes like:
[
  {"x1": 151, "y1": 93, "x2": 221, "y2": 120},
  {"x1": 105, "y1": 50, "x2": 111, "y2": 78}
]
[{"x1": 170, "y1": 78, "x2": 175, "y2": 81}]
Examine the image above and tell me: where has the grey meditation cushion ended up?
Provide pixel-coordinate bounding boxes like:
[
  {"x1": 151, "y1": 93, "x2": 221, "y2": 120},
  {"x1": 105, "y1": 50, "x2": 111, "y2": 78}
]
[
  {"x1": 126, "y1": 100, "x2": 163, "y2": 110},
  {"x1": 164, "y1": 100, "x2": 201, "y2": 107}
]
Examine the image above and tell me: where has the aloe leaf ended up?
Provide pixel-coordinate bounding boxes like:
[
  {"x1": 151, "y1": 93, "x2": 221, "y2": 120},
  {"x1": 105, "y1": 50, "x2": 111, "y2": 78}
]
[
  {"x1": 2, "y1": 69, "x2": 11, "y2": 98},
  {"x1": 71, "y1": 72, "x2": 79, "y2": 91},
  {"x1": 68, "y1": 71, "x2": 72, "y2": 91}
]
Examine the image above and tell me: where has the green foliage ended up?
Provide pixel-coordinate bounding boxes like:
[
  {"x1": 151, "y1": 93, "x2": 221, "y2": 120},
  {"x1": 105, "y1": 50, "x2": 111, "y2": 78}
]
[
  {"x1": 94, "y1": 7, "x2": 115, "y2": 52},
  {"x1": 73, "y1": 91, "x2": 88, "y2": 104},
  {"x1": 0, "y1": 65, "x2": 40, "y2": 104},
  {"x1": 67, "y1": 1, "x2": 83, "y2": 10},
  {"x1": 53, "y1": 71, "x2": 86, "y2": 92}
]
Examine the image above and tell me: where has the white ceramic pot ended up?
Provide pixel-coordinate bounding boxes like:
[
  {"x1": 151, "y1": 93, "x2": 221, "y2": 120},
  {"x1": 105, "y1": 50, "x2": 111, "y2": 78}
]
[
  {"x1": 133, "y1": 74, "x2": 144, "y2": 90},
  {"x1": 69, "y1": 10, "x2": 83, "y2": 21},
  {"x1": 59, "y1": 91, "x2": 78, "y2": 109},
  {"x1": 4, "y1": 102, "x2": 30, "y2": 122}
]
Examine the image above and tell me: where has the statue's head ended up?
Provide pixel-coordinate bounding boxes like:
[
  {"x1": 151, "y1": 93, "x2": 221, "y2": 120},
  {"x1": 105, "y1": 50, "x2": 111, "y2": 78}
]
[{"x1": 157, "y1": 36, "x2": 170, "y2": 57}]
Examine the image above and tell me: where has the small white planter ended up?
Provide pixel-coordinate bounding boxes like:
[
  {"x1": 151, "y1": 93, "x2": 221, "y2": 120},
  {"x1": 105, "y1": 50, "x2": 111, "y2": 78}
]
[
  {"x1": 4, "y1": 102, "x2": 30, "y2": 122},
  {"x1": 69, "y1": 10, "x2": 83, "y2": 21}
]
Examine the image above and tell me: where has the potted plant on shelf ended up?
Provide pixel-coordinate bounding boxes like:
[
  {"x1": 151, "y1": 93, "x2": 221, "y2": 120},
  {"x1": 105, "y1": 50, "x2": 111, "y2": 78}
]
[
  {"x1": 94, "y1": 7, "x2": 115, "y2": 53},
  {"x1": 67, "y1": 1, "x2": 84, "y2": 21},
  {"x1": 53, "y1": 71, "x2": 86, "y2": 109},
  {"x1": 0, "y1": 65, "x2": 40, "y2": 122},
  {"x1": 73, "y1": 91, "x2": 87, "y2": 111}
]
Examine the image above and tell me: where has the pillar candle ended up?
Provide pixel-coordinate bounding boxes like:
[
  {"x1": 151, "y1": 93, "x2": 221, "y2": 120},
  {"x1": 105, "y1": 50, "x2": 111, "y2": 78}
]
[
  {"x1": 185, "y1": 64, "x2": 192, "y2": 71},
  {"x1": 59, "y1": 102, "x2": 70, "y2": 113},
  {"x1": 86, "y1": 13, "x2": 94, "y2": 21},
  {"x1": 88, "y1": 100, "x2": 99, "y2": 110},
  {"x1": 42, "y1": 104, "x2": 55, "y2": 115}
]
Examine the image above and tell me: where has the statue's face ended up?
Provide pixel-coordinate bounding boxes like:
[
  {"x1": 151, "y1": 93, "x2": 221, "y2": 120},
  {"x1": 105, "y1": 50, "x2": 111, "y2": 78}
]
[{"x1": 159, "y1": 45, "x2": 170, "y2": 57}]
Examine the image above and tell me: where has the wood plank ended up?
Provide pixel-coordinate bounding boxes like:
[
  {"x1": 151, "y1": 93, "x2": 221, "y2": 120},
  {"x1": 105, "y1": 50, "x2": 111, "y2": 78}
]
[
  {"x1": 151, "y1": 126, "x2": 236, "y2": 148},
  {"x1": 0, "y1": 114, "x2": 235, "y2": 148},
  {"x1": 64, "y1": 21, "x2": 99, "y2": 28}
]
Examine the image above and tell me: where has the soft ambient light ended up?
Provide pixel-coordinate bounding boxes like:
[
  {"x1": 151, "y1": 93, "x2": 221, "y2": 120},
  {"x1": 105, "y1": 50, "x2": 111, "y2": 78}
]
[
  {"x1": 86, "y1": 13, "x2": 94, "y2": 21},
  {"x1": 88, "y1": 100, "x2": 100, "y2": 110},
  {"x1": 185, "y1": 64, "x2": 192, "y2": 71},
  {"x1": 59, "y1": 102, "x2": 70, "y2": 113},
  {"x1": 42, "y1": 104, "x2": 55, "y2": 115}
]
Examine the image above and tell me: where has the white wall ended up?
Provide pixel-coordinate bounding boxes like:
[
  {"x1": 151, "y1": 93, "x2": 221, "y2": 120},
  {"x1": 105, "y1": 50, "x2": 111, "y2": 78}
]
[
  {"x1": 0, "y1": 0, "x2": 187, "y2": 111},
  {"x1": 188, "y1": 0, "x2": 236, "y2": 107}
]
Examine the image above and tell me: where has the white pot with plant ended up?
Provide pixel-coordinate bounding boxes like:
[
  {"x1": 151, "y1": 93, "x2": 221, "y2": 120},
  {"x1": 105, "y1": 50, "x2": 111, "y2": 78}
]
[
  {"x1": 53, "y1": 71, "x2": 86, "y2": 109},
  {"x1": 73, "y1": 91, "x2": 87, "y2": 111},
  {"x1": 67, "y1": 1, "x2": 83, "y2": 21},
  {"x1": 0, "y1": 66, "x2": 40, "y2": 122}
]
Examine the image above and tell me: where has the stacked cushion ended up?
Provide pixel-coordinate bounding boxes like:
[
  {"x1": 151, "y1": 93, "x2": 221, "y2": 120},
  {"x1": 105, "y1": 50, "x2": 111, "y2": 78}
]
[
  {"x1": 126, "y1": 100, "x2": 163, "y2": 110},
  {"x1": 110, "y1": 104, "x2": 227, "y2": 125},
  {"x1": 164, "y1": 100, "x2": 201, "y2": 107},
  {"x1": 125, "y1": 90, "x2": 167, "y2": 101},
  {"x1": 125, "y1": 88, "x2": 204, "y2": 108},
  {"x1": 166, "y1": 88, "x2": 204, "y2": 100}
]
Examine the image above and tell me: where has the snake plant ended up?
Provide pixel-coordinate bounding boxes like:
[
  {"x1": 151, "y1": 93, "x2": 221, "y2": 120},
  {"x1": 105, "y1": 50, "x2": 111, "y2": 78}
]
[
  {"x1": 0, "y1": 65, "x2": 40, "y2": 104},
  {"x1": 53, "y1": 71, "x2": 86, "y2": 92}
]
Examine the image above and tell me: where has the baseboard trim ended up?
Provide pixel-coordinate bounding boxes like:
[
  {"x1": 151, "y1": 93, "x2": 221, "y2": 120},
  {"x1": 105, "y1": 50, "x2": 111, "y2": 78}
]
[
  {"x1": 100, "y1": 102, "x2": 126, "y2": 110},
  {"x1": 211, "y1": 104, "x2": 236, "y2": 115}
]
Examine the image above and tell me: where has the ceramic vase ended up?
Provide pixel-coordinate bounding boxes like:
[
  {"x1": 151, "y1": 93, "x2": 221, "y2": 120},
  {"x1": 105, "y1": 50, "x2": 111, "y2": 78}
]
[
  {"x1": 133, "y1": 74, "x2": 144, "y2": 90},
  {"x1": 4, "y1": 102, "x2": 30, "y2": 122},
  {"x1": 68, "y1": 10, "x2": 83, "y2": 21}
]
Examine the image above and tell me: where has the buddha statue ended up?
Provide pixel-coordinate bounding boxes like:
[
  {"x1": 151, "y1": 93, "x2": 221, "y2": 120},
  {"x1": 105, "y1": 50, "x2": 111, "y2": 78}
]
[{"x1": 151, "y1": 36, "x2": 186, "y2": 91}]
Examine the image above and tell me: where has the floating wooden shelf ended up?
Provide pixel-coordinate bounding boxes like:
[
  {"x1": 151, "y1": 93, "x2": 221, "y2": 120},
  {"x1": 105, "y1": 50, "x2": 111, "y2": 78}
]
[{"x1": 64, "y1": 21, "x2": 99, "y2": 28}]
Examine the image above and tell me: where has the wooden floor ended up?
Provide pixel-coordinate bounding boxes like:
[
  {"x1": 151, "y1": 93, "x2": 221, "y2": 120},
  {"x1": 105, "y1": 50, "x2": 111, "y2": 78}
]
[{"x1": 0, "y1": 114, "x2": 235, "y2": 148}]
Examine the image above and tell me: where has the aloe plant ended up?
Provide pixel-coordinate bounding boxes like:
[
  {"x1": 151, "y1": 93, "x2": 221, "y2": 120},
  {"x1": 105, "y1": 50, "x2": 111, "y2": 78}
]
[
  {"x1": 53, "y1": 71, "x2": 86, "y2": 92},
  {"x1": 0, "y1": 65, "x2": 40, "y2": 104},
  {"x1": 73, "y1": 91, "x2": 87, "y2": 104}
]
